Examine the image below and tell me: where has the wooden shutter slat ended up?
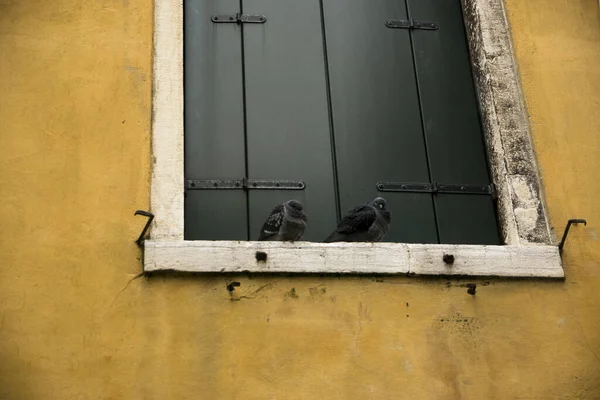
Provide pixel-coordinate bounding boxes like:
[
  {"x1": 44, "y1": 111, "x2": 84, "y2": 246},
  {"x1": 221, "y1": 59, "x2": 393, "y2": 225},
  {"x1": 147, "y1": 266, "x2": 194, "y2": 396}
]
[{"x1": 184, "y1": 0, "x2": 248, "y2": 240}]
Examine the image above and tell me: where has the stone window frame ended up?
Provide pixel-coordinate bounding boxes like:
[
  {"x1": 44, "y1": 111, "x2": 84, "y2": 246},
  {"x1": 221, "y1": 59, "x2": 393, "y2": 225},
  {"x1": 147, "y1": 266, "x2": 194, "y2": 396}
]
[{"x1": 144, "y1": 0, "x2": 563, "y2": 278}]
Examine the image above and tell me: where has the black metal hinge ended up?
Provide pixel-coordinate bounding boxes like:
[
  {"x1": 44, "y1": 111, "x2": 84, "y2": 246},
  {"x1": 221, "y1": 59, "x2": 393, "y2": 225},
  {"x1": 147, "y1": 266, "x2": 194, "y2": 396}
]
[
  {"x1": 186, "y1": 178, "x2": 305, "y2": 190},
  {"x1": 211, "y1": 13, "x2": 267, "y2": 24},
  {"x1": 385, "y1": 19, "x2": 438, "y2": 30},
  {"x1": 377, "y1": 182, "x2": 496, "y2": 197}
]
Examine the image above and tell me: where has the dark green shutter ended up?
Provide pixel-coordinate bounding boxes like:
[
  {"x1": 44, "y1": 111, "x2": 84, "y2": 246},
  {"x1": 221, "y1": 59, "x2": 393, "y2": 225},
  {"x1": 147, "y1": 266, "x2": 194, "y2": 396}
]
[
  {"x1": 184, "y1": 0, "x2": 337, "y2": 241},
  {"x1": 184, "y1": 0, "x2": 500, "y2": 245}
]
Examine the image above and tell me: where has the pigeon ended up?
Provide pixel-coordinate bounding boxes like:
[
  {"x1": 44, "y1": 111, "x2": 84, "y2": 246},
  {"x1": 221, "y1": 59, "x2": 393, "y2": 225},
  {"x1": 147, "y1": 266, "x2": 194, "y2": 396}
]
[
  {"x1": 258, "y1": 200, "x2": 308, "y2": 241},
  {"x1": 324, "y1": 197, "x2": 391, "y2": 242}
]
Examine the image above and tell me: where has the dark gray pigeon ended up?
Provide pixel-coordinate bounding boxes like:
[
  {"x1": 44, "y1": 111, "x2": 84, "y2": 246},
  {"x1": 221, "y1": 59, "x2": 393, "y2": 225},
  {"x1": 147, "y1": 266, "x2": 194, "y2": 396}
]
[
  {"x1": 324, "y1": 197, "x2": 391, "y2": 242},
  {"x1": 258, "y1": 200, "x2": 308, "y2": 241}
]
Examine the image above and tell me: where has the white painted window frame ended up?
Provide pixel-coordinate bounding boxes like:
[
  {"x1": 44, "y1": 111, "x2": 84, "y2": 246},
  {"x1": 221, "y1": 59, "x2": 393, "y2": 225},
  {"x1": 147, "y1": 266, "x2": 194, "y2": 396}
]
[{"x1": 146, "y1": 0, "x2": 563, "y2": 278}]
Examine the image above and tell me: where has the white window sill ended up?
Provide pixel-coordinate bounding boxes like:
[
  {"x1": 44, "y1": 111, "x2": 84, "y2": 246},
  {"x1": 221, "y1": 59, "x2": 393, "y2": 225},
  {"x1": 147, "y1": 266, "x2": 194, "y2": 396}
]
[{"x1": 143, "y1": 241, "x2": 563, "y2": 278}]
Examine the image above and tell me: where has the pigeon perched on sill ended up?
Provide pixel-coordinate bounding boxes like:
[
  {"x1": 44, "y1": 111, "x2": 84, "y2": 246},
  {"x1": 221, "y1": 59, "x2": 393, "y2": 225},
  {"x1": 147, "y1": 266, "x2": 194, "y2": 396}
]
[
  {"x1": 324, "y1": 197, "x2": 391, "y2": 242},
  {"x1": 258, "y1": 200, "x2": 308, "y2": 241}
]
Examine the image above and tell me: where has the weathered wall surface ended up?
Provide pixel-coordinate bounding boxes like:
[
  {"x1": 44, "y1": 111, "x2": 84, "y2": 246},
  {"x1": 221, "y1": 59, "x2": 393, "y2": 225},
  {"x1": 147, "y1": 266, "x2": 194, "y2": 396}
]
[{"x1": 1, "y1": 0, "x2": 599, "y2": 399}]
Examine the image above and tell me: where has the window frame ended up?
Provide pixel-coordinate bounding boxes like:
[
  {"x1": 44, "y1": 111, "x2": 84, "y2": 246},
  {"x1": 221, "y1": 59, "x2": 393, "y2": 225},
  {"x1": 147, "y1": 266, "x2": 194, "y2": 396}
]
[{"x1": 146, "y1": 0, "x2": 563, "y2": 278}]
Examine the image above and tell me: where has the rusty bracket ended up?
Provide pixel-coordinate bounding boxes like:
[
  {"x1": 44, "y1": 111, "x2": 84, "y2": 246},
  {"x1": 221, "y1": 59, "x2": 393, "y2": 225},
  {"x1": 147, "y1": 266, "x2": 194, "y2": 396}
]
[{"x1": 558, "y1": 218, "x2": 587, "y2": 253}]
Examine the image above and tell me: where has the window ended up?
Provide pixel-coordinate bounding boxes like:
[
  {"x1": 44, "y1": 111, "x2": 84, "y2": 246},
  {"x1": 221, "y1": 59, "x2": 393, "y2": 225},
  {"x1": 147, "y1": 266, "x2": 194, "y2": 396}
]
[
  {"x1": 146, "y1": 0, "x2": 562, "y2": 278},
  {"x1": 185, "y1": 0, "x2": 498, "y2": 244}
]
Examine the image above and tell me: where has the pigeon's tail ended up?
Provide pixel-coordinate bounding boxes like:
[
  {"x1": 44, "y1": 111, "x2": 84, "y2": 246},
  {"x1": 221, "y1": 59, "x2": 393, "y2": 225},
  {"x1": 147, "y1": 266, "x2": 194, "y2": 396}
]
[{"x1": 324, "y1": 231, "x2": 345, "y2": 243}]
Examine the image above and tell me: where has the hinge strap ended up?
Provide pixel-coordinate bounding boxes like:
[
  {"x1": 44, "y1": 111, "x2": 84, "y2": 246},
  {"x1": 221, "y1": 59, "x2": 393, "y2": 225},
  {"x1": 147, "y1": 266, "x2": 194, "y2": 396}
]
[
  {"x1": 186, "y1": 178, "x2": 304, "y2": 190},
  {"x1": 211, "y1": 13, "x2": 267, "y2": 24},
  {"x1": 385, "y1": 19, "x2": 438, "y2": 30},
  {"x1": 377, "y1": 182, "x2": 496, "y2": 197}
]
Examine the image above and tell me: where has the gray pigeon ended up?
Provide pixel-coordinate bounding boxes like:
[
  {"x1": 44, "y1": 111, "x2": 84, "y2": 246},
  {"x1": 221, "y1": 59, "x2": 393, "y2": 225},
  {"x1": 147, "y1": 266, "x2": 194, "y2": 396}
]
[
  {"x1": 258, "y1": 200, "x2": 308, "y2": 241},
  {"x1": 324, "y1": 197, "x2": 391, "y2": 242}
]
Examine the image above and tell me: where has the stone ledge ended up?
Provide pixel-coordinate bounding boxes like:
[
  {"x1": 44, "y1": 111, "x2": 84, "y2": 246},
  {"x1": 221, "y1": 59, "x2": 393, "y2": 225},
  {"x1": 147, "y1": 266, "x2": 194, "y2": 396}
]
[{"x1": 144, "y1": 240, "x2": 563, "y2": 278}]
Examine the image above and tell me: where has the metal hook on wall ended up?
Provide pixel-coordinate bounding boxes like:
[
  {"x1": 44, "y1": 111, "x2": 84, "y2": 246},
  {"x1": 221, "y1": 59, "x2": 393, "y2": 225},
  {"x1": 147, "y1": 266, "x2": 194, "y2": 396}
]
[
  {"x1": 558, "y1": 219, "x2": 587, "y2": 253},
  {"x1": 134, "y1": 210, "x2": 155, "y2": 247}
]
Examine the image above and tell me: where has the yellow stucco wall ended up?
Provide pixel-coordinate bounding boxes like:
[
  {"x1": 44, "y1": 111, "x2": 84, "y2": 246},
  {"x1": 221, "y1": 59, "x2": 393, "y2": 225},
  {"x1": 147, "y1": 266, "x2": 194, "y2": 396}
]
[{"x1": 1, "y1": 0, "x2": 599, "y2": 398}]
